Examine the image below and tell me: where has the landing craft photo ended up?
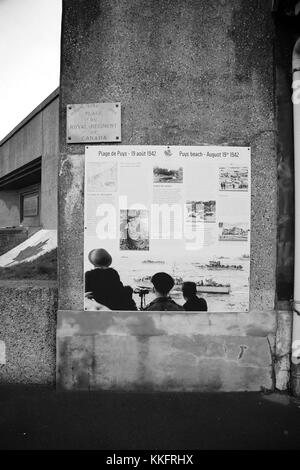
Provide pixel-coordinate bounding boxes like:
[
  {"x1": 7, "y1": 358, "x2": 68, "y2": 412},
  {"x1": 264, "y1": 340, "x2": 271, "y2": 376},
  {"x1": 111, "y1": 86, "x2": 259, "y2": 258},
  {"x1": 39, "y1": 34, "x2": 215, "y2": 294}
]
[
  {"x1": 195, "y1": 280, "x2": 231, "y2": 294},
  {"x1": 206, "y1": 260, "x2": 243, "y2": 270},
  {"x1": 135, "y1": 275, "x2": 231, "y2": 295},
  {"x1": 142, "y1": 259, "x2": 165, "y2": 264},
  {"x1": 173, "y1": 278, "x2": 231, "y2": 295}
]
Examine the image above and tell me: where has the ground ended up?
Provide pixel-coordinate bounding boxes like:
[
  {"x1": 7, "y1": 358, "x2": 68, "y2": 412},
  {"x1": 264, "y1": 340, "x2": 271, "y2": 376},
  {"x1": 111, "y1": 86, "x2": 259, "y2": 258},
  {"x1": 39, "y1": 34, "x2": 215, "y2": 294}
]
[
  {"x1": 0, "y1": 388, "x2": 299, "y2": 450},
  {"x1": 0, "y1": 248, "x2": 57, "y2": 280}
]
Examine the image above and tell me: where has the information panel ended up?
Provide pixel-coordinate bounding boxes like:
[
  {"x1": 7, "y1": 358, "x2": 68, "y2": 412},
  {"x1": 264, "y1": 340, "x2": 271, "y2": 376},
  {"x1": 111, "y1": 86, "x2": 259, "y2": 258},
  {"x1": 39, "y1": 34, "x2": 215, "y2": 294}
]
[{"x1": 84, "y1": 145, "x2": 251, "y2": 312}]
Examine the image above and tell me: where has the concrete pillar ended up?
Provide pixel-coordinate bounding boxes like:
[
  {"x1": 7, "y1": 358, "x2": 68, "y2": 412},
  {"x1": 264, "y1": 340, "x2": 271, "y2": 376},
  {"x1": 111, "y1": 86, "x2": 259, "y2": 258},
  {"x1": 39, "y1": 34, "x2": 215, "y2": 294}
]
[
  {"x1": 57, "y1": 0, "x2": 281, "y2": 391},
  {"x1": 59, "y1": 0, "x2": 277, "y2": 309}
]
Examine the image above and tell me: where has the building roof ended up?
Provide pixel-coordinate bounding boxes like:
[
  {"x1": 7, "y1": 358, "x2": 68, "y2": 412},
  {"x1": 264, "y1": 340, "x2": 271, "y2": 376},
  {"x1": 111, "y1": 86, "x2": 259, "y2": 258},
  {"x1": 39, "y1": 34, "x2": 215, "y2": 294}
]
[{"x1": 0, "y1": 87, "x2": 59, "y2": 148}]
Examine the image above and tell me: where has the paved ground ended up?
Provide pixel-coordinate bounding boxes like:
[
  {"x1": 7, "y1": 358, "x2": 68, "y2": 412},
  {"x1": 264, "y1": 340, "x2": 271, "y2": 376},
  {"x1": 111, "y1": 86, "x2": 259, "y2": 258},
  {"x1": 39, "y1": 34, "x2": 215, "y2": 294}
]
[{"x1": 0, "y1": 388, "x2": 299, "y2": 450}]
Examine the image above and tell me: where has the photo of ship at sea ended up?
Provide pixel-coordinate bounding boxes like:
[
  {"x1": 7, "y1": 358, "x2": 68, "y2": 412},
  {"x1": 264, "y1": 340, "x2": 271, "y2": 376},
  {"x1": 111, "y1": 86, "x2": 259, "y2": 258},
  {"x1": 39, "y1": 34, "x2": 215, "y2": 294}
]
[{"x1": 117, "y1": 254, "x2": 250, "y2": 312}]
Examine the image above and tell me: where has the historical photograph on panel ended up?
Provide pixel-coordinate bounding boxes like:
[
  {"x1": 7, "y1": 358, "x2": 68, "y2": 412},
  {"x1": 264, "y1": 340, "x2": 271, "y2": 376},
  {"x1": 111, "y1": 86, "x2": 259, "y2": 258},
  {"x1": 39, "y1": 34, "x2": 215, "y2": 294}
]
[
  {"x1": 185, "y1": 201, "x2": 216, "y2": 223},
  {"x1": 86, "y1": 161, "x2": 118, "y2": 192},
  {"x1": 153, "y1": 164, "x2": 183, "y2": 184},
  {"x1": 118, "y1": 251, "x2": 250, "y2": 313},
  {"x1": 218, "y1": 222, "x2": 249, "y2": 241},
  {"x1": 219, "y1": 167, "x2": 248, "y2": 191},
  {"x1": 84, "y1": 145, "x2": 251, "y2": 313},
  {"x1": 120, "y1": 209, "x2": 149, "y2": 251}
]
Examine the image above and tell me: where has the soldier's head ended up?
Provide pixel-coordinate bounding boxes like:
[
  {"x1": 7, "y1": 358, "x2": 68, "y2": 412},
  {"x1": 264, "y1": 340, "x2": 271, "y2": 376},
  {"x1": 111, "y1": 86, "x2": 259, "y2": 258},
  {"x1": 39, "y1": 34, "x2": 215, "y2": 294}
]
[
  {"x1": 151, "y1": 272, "x2": 175, "y2": 297},
  {"x1": 88, "y1": 248, "x2": 112, "y2": 268},
  {"x1": 182, "y1": 281, "x2": 197, "y2": 300}
]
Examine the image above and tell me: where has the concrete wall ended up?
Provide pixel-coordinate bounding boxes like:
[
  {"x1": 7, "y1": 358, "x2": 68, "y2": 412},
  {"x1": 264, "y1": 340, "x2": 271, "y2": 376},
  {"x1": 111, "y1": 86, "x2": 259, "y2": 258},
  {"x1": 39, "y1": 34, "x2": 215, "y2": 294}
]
[
  {"x1": 0, "y1": 191, "x2": 20, "y2": 228},
  {"x1": 274, "y1": 15, "x2": 296, "y2": 301},
  {"x1": 0, "y1": 227, "x2": 28, "y2": 256},
  {"x1": 0, "y1": 281, "x2": 57, "y2": 386},
  {"x1": 20, "y1": 183, "x2": 41, "y2": 229},
  {"x1": 0, "y1": 92, "x2": 59, "y2": 230},
  {"x1": 0, "y1": 185, "x2": 41, "y2": 231},
  {"x1": 41, "y1": 98, "x2": 59, "y2": 230},
  {"x1": 58, "y1": 0, "x2": 284, "y2": 391},
  {"x1": 57, "y1": 309, "x2": 292, "y2": 392},
  {"x1": 0, "y1": 114, "x2": 42, "y2": 178}
]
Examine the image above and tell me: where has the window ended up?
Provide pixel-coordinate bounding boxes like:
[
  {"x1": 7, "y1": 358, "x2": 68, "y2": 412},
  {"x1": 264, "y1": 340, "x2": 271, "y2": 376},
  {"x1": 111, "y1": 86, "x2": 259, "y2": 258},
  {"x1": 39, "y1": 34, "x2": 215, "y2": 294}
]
[{"x1": 21, "y1": 192, "x2": 39, "y2": 218}]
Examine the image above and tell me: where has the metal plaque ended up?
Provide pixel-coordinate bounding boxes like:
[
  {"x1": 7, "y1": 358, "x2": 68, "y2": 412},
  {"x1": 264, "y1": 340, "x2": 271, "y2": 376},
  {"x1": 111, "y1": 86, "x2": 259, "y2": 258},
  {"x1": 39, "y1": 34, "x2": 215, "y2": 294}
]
[{"x1": 66, "y1": 102, "x2": 121, "y2": 143}]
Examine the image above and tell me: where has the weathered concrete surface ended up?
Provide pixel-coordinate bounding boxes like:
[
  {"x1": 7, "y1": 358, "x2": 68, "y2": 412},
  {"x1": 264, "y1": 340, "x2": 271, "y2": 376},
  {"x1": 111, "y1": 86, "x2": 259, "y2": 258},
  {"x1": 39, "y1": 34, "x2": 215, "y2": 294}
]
[
  {"x1": 57, "y1": 310, "x2": 283, "y2": 391},
  {"x1": 58, "y1": 310, "x2": 277, "y2": 338},
  {"x1": 0, "y1": 281, "x2": 57, "y2": 385},
  {"x1": 58, "y1": 334, "x2": 272, "y2": 392},
  {"x1": 0, "y1": 227, "x2": 28, "y2": 256},
  {"x1": 41, "y1": 97, "x2": 59, "y2": 230},
  {"x1": 275, "y1": 19, "x2": 295, "y2": 301},
  {"x1": 58, "y1": 1, "x2": 280, "y2": 391},
  {"x1": 0, "y1": 113, "x2": 42, "y2": 177},
  {"x1": 58, "y1": 154, "x2": 84, "y2": 310},
  {"x1": 59, "y1": 0, "x2": 277, "y2": 313},
  {"x1": 0, "y1": 191, "x2": 20, "y2": 228},
  {"x1": 275, "y1": 310, "x2": 293, "y2": 390}
]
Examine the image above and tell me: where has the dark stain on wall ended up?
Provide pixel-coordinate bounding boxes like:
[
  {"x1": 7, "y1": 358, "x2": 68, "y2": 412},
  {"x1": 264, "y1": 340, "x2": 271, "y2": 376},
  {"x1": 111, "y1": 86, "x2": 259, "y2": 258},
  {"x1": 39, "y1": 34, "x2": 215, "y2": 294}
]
[
  {"x1": 229, "y1": 1, "x2": 274, "y2": 86},
  {"x1": 274, "y1": 13, "x2": 300, "y2": 301},
  {"x1": 0, "y1": 228, "x2": 28, "y2": 256},
  {"x1": 238, "y1": 345, "x2": 248, "y2": 360}
]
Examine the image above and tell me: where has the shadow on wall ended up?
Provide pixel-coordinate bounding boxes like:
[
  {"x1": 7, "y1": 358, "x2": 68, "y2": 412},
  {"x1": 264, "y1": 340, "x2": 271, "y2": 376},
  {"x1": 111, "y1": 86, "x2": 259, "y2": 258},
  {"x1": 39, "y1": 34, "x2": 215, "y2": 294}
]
[
  {"x1": 0, "y1": 227, "x2": 28, "y2": 256},
  {"x1": 0, "y1": 196, "x2": 20, "y2": 229}
]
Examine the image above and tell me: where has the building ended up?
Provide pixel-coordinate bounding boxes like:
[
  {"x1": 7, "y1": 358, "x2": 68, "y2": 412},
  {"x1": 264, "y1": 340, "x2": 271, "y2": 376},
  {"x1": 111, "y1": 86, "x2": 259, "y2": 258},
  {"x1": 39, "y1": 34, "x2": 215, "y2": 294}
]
[
  {"x1": 55, "y1": 0, "x2": 300, "y2": 393},
  {"x1": 0, "y1": 89, "x2": 59, "y2": 254},
  {"x1": 0, "y1": 0, "x2": 300, "y2": 395}
]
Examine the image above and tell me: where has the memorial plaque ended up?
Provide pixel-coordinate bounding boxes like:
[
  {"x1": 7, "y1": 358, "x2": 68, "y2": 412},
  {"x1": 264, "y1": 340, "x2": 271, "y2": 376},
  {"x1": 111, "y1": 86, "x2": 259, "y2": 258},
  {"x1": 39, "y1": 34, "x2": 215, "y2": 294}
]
[{"x1": 66, "y1": 102, "x2": 121, "y2": 143}]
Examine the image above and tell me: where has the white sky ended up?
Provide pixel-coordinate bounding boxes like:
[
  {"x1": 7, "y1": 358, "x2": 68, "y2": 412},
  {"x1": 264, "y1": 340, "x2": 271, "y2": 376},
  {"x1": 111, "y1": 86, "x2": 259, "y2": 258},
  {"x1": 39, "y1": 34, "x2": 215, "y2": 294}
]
[{"x1": 0, "y1": 0, "x2": 61, "y2": 140}]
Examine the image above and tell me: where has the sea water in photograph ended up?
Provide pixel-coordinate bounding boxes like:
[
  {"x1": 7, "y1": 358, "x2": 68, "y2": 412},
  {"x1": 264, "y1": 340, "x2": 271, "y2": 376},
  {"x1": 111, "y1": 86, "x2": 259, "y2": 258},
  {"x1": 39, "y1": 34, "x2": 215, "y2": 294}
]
[{"x1": 116, "y1": 253, "x2": 250, "y2": 312}]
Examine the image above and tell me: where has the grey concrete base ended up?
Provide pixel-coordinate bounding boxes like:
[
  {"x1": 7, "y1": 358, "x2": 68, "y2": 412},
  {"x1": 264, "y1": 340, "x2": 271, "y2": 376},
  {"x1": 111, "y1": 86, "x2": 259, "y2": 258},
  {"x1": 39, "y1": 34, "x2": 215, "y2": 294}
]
[
  {"x1": 57, "y1": 309, "x2": 291, "y2": 392},
  {"x1": 0, "y1": 281, "x2": 57, "y2": 385},
  {"x1": 275, "y1": 311, "x2": 293, "y2": 391}
]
